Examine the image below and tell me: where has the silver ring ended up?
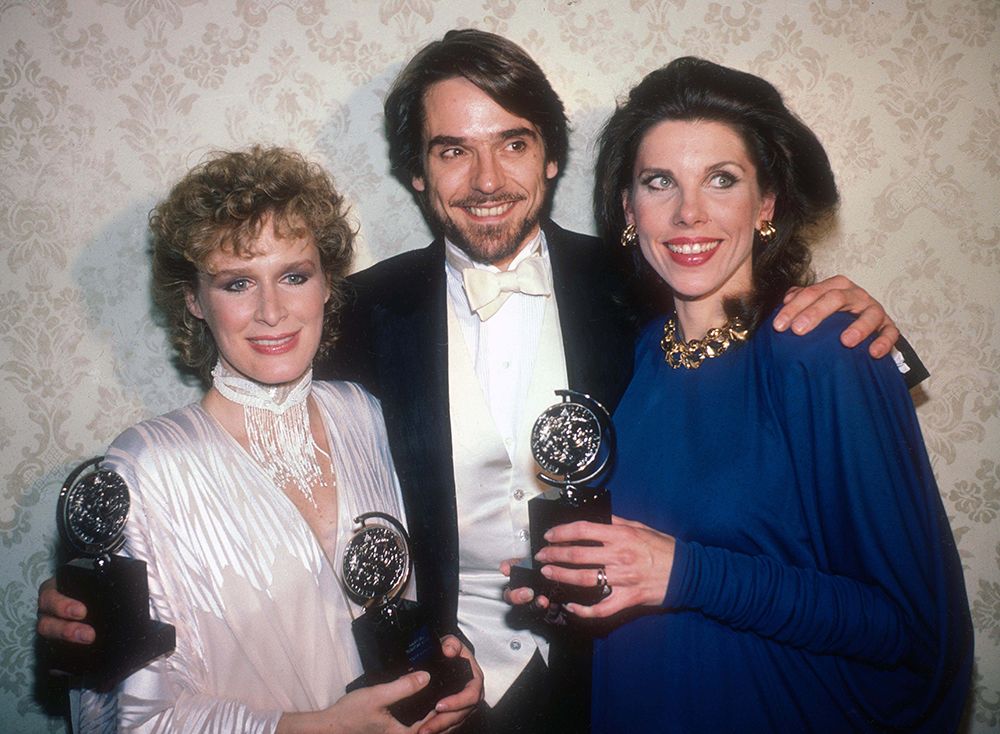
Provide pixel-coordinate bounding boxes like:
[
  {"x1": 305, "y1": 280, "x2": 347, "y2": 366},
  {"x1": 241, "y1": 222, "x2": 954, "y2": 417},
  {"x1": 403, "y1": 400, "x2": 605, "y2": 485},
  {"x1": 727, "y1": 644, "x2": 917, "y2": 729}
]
[{"x1": 596, "y1": 566, "x2": 611, "y2": 596}]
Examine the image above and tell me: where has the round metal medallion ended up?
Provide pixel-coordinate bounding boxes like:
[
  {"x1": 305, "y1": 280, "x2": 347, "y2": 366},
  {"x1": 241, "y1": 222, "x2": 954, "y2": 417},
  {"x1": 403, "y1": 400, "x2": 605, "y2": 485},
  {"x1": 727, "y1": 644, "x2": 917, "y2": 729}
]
[
  {"x1": 342, "y1": 523, "x2": 409, "y2": 606},
  {"x1": 58, "y1": 461, "x2": 129, "y2": 557},
  {"x1": 531, "y1": 402, "x2": 603, "y2": 477}
]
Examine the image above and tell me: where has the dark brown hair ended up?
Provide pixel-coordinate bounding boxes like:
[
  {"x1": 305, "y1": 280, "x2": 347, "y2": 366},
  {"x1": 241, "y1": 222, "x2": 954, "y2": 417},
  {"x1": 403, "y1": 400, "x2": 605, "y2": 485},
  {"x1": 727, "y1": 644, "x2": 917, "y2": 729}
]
[
  {"x1": 595, "y1": 57, "x2": 839, "y2": 331},
  {"x1": 150, "y1": 145, "x2": 354, "y2": 380},
  {"x1": 384, "y1": 29, "x2": 569, "y2": 184}
]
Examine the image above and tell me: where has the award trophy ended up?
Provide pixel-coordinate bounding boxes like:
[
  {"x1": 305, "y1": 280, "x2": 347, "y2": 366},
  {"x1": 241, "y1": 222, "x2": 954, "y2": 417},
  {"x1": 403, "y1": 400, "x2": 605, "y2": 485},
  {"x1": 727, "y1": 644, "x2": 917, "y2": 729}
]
[
  {"x1": 508, "y1": 389, "x2": 615, "y2": 606},
  {"x1": 342, "y1": 512, "x2": 472, "y2": 725},
  {"x1": 51, "y1": 457, "x2": 175, "y2": 689}
]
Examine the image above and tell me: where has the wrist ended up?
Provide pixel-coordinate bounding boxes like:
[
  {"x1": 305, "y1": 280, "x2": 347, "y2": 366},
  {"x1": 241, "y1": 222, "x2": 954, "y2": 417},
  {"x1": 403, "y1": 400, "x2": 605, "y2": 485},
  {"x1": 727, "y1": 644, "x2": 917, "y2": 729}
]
[
  {"x1": 276, "y1": 710, "x2": 327, "y2": 734},
  {"x1": 662, "y1": 536, "x2": 689, "y2": 607}
]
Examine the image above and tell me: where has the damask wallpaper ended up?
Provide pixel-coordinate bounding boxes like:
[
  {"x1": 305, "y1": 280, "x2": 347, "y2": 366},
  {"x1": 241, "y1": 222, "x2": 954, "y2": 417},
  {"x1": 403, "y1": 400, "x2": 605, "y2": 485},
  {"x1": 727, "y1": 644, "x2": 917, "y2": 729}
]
[{"x1": 1, "y1": 1, "x2": 997, "y2": 731}]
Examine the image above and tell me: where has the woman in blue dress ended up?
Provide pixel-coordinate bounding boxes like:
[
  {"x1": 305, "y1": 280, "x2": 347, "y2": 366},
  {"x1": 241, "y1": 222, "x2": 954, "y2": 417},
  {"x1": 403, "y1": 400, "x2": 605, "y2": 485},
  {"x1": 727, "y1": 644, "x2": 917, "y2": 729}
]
[{"x1": 532, "y1": 57, "x2": 973, "y2": 732}]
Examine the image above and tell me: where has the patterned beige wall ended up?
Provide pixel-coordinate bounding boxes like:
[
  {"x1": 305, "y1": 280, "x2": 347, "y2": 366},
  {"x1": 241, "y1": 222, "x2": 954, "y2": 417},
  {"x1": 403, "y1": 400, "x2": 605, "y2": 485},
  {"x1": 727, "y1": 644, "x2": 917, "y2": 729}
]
[{"x1": 1, "y1": 1, "x2": 997, "y2": 731}]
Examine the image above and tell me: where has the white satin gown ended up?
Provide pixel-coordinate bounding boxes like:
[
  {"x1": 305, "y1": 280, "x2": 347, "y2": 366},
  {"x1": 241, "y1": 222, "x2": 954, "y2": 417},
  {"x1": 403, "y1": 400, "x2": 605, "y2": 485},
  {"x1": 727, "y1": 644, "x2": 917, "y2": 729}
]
[{"x1": 77, "y1": 381, "x2": 408, "y2": 733}]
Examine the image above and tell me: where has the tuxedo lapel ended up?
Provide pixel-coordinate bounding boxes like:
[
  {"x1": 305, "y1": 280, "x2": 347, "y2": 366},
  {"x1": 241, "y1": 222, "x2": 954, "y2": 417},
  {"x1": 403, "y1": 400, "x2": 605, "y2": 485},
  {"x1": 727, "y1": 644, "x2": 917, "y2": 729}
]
[
  {"x1": 546, "y1": 221, "x2": 636, "y2": 413},
  {"x1": 548, "y1": 223, "x2": 608, "y2": 399},
  {"x1": 329, "y1": 241, "x2": 461, "y2": 627},
  {"x1": 370, "y1": 242, "x2": 461, "y2": 621},
  {"x1": 371, "y1": 242, "x2": 450, "y2": 484},
  {"x1": 550, "y1": 255, "x2": 579, "y2": 390}
]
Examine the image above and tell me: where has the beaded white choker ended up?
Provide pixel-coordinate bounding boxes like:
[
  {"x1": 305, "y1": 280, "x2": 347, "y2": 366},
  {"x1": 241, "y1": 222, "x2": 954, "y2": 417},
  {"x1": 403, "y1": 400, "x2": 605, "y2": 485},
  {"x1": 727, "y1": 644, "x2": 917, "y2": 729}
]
[{"x1": 211, "y1": 361, "x2": 327, "y2": 507}]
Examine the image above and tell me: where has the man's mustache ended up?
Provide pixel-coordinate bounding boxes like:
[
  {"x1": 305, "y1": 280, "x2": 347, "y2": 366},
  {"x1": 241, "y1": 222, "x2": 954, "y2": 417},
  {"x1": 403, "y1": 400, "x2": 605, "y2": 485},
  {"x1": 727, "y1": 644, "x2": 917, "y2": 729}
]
[{"x1": 449, "y1": 193, "x2": 526, "y2": 208}]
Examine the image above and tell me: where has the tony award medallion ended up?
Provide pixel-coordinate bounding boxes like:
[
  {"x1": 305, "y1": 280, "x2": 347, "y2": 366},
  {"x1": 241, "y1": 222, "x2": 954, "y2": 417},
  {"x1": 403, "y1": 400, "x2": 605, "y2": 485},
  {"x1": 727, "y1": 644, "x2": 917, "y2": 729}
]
[
  {"x1": 509, "y1": 389, "x2": 614, "y2": 606},
  {"x1": 343, "y1": 512, "x2": 471, "y2": 725},
  {"x1": 52, "y1": 457, "x2": 175, "y2": 689}
]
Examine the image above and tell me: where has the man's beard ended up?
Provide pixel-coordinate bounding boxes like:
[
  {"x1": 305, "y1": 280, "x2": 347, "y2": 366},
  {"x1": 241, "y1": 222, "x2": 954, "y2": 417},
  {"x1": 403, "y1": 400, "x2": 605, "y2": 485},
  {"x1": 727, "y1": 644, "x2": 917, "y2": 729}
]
[{"x1": 429, "y1": 195, "x2": 541, "y2": 266}]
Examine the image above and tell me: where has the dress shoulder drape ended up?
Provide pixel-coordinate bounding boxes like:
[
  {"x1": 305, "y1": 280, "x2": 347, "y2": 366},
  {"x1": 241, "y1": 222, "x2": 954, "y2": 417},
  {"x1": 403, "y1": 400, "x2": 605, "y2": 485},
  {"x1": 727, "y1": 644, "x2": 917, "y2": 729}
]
[{"x1": 593, "y1": 312, "x2": 972, "y2": 733}]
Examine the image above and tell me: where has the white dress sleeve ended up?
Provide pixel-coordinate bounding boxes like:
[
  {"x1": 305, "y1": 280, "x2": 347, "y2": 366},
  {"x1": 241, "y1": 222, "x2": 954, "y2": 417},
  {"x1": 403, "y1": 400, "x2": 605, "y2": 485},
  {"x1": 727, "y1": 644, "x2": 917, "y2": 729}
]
[
  {"x1": 95, "y1": 416, "x2": 282, "y2": 733},
  {"x1": 75, "y1": 382, "x2": 405, "y2": 733}
]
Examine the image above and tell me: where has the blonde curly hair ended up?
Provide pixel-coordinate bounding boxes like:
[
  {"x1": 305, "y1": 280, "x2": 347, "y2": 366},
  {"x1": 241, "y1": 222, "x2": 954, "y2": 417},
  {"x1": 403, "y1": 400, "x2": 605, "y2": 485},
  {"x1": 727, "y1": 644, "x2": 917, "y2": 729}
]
[{"x1": 150, "y1": 146, "x2": 354, "y2": 381}]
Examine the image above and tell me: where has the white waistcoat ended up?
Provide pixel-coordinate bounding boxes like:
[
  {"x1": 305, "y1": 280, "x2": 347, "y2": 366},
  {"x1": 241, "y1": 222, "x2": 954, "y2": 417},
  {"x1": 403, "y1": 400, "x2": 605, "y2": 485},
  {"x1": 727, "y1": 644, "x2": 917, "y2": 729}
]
[{"x1": 447, "y1": 293, "x2": 568, "y2": 706}]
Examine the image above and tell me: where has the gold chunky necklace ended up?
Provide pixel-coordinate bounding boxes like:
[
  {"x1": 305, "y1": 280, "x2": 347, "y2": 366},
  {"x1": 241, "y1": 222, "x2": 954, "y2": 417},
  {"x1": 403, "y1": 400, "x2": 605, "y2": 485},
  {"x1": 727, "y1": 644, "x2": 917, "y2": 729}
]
[{"x1": 660, "y1": 317, "x2": 748, "y2": 369}]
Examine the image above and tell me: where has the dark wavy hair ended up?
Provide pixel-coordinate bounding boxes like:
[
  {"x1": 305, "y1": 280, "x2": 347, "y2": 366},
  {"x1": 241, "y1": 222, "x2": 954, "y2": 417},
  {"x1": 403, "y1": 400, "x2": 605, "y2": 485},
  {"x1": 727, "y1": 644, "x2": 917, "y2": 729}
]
[
  {"x1": 384, "y1": 29, "x2": 569, "y2": 184},
  {"x1": 150, "y1": 145, "x2": 354, "y2": 381},
  {"x1": 595, "y1": 56, "x2": 839, "y2": 332}
]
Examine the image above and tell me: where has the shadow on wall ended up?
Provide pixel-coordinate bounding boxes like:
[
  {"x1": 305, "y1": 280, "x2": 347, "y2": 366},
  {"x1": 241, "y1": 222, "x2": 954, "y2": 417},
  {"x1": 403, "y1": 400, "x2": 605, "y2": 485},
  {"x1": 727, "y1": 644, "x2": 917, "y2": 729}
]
[
  {"x1": 71, "y1": 201, "x2": 203, "y2": 420},
  {"x1": 314, "y1": 60, "x2": 433, "y2": 268},
  {"x1": 27, "y1": 197, "x2": 202, "y2": 720}
]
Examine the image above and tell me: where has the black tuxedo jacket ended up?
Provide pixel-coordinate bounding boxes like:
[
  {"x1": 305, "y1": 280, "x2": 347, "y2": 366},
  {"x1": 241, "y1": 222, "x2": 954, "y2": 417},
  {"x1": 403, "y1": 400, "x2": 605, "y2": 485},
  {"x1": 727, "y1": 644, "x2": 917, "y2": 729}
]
[
  {"x1": 318, "y1": 221, "x2": 634, "y2": 627},
  {"x1": 315, "y1": 221, "x2": 635, "y2": 723}
]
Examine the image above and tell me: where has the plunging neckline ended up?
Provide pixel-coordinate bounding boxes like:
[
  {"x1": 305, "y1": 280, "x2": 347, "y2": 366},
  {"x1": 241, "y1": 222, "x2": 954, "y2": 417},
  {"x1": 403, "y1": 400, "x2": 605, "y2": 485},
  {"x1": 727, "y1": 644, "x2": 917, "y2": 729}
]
[{"x1": 193, "y1": 388, "x2": 351, "y2": 580}]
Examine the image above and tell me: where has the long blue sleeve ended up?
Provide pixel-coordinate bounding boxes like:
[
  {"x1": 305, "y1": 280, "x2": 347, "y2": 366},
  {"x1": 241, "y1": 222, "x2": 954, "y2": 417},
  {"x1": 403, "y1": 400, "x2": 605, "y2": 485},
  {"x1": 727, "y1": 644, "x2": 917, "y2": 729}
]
[
  {"x1": 667, "y1": 537, "x2": 908, "y2": 665},
  {"x1": 665, "y1": 319, "x2": 939, "y2": 670},
  {"x1": 593, "y1": 313, "x2": 972, "y2": 734}
]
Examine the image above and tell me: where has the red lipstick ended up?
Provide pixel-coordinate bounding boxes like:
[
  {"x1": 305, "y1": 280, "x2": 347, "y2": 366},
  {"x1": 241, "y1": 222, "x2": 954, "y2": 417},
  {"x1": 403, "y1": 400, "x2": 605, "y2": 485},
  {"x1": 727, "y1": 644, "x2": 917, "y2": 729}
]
[{"x1": 247, "y1": 332, "x2": 300, "y2": 355}]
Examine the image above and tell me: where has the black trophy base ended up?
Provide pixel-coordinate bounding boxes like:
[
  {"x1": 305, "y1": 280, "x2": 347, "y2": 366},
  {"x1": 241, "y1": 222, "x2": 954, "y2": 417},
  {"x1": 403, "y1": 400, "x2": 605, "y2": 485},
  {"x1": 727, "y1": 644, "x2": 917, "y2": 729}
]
[
  {"x1": 508, "y1": 487, "x2": 611, "y2": 606},
  {"x1": 349, "y1": 599, "x2": 472, "y2": 725},
  {"x1": 347, "y1": 655, "x2": 472, "y2": 725},
  {"x1": 51, "y1": 556, "x2": 175, "y2": 690}
]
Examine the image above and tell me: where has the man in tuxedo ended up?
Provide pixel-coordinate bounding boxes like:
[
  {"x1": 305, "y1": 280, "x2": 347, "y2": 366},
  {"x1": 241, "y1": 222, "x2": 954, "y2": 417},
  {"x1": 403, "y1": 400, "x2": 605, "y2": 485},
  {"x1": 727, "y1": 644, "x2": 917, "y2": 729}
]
[
  {"x1": 39, "y1": 28, "x2": 908, "y2": 733},
  {"x1": 320, "y1": 30, "x2": 638, "y2": 733}
]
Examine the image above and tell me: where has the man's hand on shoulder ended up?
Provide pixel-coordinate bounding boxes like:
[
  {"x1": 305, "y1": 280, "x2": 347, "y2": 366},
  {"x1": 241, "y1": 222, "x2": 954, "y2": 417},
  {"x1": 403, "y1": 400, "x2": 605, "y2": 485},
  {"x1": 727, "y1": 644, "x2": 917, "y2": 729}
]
[{"x1": 772, "y1": 275, "x2": 899, "y2": 358}]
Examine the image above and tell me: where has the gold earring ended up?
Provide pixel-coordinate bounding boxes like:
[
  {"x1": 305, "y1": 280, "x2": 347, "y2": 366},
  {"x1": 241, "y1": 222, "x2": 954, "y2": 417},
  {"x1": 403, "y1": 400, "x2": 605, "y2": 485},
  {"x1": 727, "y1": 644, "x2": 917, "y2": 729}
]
[
  {"x1": 757, "y1": 220, "x2": 776, "y2": 245},
  {"x1": 620, "y1": 223, "x2": 637, "y2": 248}
]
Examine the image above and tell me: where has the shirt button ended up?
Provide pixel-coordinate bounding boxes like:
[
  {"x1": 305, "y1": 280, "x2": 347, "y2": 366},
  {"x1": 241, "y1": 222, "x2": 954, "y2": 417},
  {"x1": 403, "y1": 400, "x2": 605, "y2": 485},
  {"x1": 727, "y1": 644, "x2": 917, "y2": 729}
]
[
  {"x1": 517, "y1": 529, "x2": 529, "y2": 542},
  {"x1": 513, "y1": 488, "x2": 525, "y2": 501},
  {"x1": 510, "y1": 639, "x2": 522, "y2": 651}
]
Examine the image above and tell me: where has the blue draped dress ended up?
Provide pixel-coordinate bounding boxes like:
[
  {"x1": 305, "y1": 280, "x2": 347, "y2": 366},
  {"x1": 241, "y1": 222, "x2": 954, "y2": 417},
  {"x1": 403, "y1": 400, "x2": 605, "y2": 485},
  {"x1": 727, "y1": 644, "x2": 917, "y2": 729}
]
[{"x1": 592, "y1": 312, "x2": 972, "y2": 733}]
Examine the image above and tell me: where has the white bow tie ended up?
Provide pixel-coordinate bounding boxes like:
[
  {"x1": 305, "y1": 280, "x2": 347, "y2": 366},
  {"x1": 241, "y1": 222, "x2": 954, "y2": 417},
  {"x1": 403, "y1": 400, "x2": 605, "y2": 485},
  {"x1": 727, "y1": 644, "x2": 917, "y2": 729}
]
[{"x1": 462, "y1": 256, "x2": 551, "y2": 321}]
